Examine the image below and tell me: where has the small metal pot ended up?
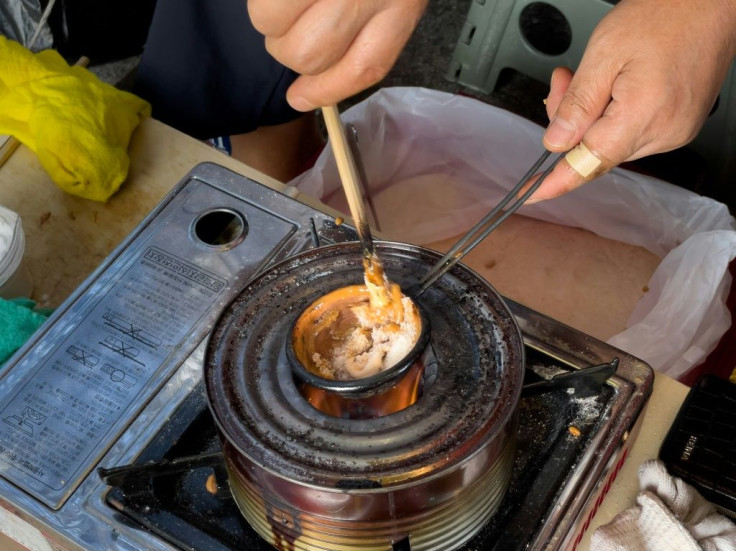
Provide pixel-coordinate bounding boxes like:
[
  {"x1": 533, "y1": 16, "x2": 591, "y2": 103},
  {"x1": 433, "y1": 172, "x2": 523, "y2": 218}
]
[{"x1": 204, "y1": 241, "x2": 525, "y2": 551}]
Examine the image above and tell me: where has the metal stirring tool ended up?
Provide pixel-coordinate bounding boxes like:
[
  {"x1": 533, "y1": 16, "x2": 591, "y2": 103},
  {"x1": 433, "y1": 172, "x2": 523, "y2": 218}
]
[
  {"x1": 417, "y1": 150, "x2": 565, "y2": 294},
  {"x1": 322, "y1": 104, "x2": 565, "y2": 297}
]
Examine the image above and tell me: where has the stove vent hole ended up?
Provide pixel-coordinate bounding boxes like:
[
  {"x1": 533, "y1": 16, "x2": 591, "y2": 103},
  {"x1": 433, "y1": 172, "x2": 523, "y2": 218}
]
[{"x1": 192, "y1": 209, "x2": 248, "y2": 249}]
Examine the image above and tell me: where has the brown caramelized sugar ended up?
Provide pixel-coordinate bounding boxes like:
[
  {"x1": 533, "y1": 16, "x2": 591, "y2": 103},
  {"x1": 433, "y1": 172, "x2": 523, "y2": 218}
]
[{"x1": 292, "y1": 256, "x2": 420, "y2": 380}]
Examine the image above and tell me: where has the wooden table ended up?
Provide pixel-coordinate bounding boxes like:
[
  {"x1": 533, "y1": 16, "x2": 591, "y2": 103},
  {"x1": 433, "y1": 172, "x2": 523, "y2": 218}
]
[
  {"x1": 0, "y1": 117, "x2": 689, "y2": 550},
  {"x1": 0, "y1": 119, "x2": 295, "y2": 308}
]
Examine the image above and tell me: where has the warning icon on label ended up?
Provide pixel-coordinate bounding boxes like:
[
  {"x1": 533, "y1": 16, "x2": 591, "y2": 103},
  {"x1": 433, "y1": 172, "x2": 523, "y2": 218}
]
[{"x1": 2, "y1": 407, "x2": 47, "y2": 436}]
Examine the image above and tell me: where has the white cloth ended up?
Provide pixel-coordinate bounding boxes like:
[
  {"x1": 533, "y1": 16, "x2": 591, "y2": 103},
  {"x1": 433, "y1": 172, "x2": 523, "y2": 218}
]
[
  {"x1": 591, "y1": 460, "x2": 736, "y2": 550},
  {"x1": 0, "y1": 205, "x2": 18, "y2": 259}
]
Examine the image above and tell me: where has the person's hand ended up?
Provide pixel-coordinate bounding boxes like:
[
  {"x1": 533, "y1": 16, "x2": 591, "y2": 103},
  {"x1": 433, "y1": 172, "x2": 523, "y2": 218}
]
[
  {"x1": 529, "y1": 0, "x2": 736, "y2": 203},
  {"x1": 247, "y1": 0, "x2": 429, "y2": 111}
]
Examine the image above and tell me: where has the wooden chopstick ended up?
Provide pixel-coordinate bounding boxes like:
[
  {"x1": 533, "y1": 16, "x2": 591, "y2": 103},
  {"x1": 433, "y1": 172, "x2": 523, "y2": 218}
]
[
  {"x1": 322, "y1": 104, "x2": 375, "y2": 256},
  {"x1": 0, "y1": 136, "x2": 20, "y2": 169}
]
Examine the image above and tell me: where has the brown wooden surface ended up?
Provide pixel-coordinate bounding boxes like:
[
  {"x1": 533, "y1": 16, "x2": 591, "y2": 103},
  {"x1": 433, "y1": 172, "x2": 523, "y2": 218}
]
[{"x1": 0, "y1": 118, "x2": 289, "y2": 308}]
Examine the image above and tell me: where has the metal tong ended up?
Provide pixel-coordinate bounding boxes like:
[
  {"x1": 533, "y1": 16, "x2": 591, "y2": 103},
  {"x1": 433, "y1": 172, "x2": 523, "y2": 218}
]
[
  {"x1": 417, "y1": 150, "x2": 565, "y2": 294},
  {"x1": 522, "y1": 358, "x2": 619, "y2": 397}
]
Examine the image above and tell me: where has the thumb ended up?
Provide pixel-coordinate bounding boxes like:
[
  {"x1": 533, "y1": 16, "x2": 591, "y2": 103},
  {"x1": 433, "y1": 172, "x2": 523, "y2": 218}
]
[{"x1": 543, "y1": 61, "x2": 616, "y2": 152}]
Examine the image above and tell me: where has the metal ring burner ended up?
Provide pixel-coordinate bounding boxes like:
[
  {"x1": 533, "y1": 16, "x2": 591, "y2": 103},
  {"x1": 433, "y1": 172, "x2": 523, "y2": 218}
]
[{"x1": 205, "y1": 242, "x2": 524, "y2": 551}]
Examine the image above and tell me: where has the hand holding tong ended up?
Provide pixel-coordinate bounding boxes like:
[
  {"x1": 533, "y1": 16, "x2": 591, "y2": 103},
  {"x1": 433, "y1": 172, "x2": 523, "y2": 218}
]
[{"x1": 418, "y1": 150, "x2": 565, "y2": 294}]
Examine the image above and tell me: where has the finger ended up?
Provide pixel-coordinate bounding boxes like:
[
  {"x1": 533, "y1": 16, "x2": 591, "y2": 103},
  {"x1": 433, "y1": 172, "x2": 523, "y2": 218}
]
[
  {"x1": 265, "y1": 1, "x2": 373, "y2": 76},
  {"x1": 545, "y1": 67, "x2": 573, "y2": 121},
  {"x1": 522, "y1": 144, "x2": 610, "y2": 205},
  {"x1": 247, "y1": 0, "x2": 315, "y2": 37},
  {"x1": 285, "y1": 7, "x2": 421, "y2": 110},
  {"x1": 542, "y1": 55, "x2": 616, "y2": 152},
  {"x1": 526, "y1": 95, "x2": 639, "y2": 204}
]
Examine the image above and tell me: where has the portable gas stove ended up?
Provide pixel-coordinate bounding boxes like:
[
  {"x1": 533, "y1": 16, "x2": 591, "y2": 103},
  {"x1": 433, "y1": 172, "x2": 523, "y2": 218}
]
[{"x1": 0, "y1": 163, "x2": 653, "y2": 551}]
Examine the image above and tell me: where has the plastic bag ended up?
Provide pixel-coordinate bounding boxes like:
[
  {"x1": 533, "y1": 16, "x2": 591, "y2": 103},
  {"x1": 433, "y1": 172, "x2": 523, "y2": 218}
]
[
  {"x1": 0, "y1": 0, "x2": 53, "y2": 51},
  {"x1": 291, "y1": 87, "x2": 736, "y2": 381}
]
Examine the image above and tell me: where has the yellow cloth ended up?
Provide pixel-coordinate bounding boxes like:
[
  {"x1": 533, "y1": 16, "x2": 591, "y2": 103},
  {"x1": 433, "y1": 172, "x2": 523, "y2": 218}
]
[{"x1": 0, "y1": 36, "x2": 151, "y2": 202}]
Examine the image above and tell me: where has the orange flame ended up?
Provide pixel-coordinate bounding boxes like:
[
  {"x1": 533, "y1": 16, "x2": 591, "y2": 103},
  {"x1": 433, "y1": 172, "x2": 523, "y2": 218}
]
[{"x1": 300, "y1": 360, "x2": 425, "y2": 419}]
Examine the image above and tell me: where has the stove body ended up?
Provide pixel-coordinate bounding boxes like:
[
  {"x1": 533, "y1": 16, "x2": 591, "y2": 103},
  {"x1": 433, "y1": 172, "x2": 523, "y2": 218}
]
[{"x1": 0, "y1": 163, "x2": 653, "y2": 551}]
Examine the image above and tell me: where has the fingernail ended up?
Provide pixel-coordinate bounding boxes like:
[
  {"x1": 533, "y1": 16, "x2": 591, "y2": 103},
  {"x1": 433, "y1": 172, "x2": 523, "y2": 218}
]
[
  {"x1": 518, "y1": 184, "x2": 544, "y2": 205},
  {"x1": 523, "y1": 190, "x2": 551, "y2": 205},
  {"x1": 544, "y1": 117, "x2": 576, "y2": 148},
  {"x1": 288, "y1": 95, "x2": 315, "y2": 113}
]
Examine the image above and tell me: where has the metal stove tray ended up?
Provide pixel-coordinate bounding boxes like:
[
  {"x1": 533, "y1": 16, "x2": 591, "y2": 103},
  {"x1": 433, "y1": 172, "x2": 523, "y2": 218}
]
[{"x1": 0, "y1": 163, "x2": 653, "y2": 551}]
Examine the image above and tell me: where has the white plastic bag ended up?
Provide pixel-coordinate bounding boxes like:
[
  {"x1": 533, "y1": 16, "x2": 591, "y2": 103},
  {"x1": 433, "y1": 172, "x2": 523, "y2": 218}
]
[{"x1": 291, "y1": 87, "x2": 736, "y2": 380}]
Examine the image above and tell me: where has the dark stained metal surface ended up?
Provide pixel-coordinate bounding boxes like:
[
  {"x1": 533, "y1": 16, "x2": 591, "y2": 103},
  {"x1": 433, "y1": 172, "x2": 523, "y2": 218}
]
[{"x1": 204, "y1": 242, "x2": 524, "y2": 549}]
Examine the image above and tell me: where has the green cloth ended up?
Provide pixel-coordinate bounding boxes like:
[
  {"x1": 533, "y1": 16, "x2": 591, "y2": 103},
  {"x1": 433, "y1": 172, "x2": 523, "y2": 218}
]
[{"x1": 0, "y1": 297, "x2": 50, "y2": 365}]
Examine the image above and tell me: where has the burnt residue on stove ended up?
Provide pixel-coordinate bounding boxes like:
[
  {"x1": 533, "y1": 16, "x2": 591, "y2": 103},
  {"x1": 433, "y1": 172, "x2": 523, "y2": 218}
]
[
  {"x1": 103, "y1": 352, "x2": 612, "y2": 551},
  {"x1": 103, "y1": 392, "x2": 258, "y2": 551},
  {"x1": 199, "y1": 242, "x2": 526, "y2": 549},
  {"x1": 468, "y1": 350, "x2": 612, "y2": 550},
  {"x1": 101, "y1": 242, "x2": 616, "y2": 551},
  {"x1": 265, "y1": 504, "x2": 300, "y2": 551}
]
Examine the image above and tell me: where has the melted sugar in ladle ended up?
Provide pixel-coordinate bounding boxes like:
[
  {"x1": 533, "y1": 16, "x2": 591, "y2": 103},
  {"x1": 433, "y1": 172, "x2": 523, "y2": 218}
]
[{"x1": 297, "y1": 105, "x2": 422, "y2": 386}]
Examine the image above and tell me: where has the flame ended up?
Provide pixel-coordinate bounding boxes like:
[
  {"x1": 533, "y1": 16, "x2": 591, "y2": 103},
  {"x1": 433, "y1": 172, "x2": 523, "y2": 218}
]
[{"x1": 300, "y1": 361, "x2": 424, "y2": 419}]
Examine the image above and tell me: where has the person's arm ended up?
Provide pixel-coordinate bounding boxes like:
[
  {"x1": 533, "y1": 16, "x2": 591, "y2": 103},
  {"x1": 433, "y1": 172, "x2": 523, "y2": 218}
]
[
  {"x1": 247, "y1": 0, "x2": 429, "y2": 111},
  {"x1": 249, "y1": 0, "x2": 736, "y2": 203},
  {"x1": 532, "y1": 0, "x2": 736, "y2": 202}
]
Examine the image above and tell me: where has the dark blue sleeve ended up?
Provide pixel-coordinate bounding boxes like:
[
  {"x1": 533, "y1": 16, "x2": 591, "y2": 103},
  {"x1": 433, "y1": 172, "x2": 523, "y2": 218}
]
[{"x1": 133, "y1": 0, "x2": 301, "y2": 139}]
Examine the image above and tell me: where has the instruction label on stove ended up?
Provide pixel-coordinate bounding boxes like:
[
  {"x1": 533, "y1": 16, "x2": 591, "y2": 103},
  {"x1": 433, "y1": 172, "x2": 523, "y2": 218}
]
[
  {"x1": 0, "y1": 173, "x2": 312, "y2": 510},
  {"x1": 0, "y1": 247, "x2": 229, "y2": 506}
]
